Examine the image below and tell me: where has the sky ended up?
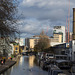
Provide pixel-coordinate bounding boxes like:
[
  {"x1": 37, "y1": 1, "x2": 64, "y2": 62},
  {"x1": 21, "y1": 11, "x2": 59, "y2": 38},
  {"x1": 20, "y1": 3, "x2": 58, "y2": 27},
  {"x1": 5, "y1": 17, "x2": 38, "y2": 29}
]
[{"x1": 17, "y1": 0, "x2": 75, "y2": 38}]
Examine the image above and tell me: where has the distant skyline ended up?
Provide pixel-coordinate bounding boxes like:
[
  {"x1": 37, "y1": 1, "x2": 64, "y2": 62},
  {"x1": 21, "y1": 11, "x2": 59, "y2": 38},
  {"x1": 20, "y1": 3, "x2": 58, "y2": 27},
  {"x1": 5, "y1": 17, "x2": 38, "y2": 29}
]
[{"x1": 17, "y1": 0, "x2": 75, "y2": 38}]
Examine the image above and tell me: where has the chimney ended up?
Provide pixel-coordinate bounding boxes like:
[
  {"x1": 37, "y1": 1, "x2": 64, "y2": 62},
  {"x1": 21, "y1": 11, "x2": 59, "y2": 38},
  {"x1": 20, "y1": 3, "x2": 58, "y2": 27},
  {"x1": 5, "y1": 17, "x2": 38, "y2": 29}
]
[{"x1": 73, "y1": 8, "x2": 75, "y2": 40}]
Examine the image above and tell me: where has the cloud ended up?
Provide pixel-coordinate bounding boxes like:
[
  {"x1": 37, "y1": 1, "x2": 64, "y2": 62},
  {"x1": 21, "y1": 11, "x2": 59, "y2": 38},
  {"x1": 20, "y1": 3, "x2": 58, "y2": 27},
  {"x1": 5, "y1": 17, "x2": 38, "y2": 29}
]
[
  {"x1": 19, "y1": 1, "x2": 67, "y2": 21},
  {"x1": 20, "y1": 33, "x2": 34, "y2": 38},
  {"x1": 17, "y1": 0, "x2": 74, "y2": 37},
  {"x1": 21, "y1": 0, "x2": 69, "y2": 8},
  {"x1": 17, "y1": 18, "x2": 53, "y2": 36}
]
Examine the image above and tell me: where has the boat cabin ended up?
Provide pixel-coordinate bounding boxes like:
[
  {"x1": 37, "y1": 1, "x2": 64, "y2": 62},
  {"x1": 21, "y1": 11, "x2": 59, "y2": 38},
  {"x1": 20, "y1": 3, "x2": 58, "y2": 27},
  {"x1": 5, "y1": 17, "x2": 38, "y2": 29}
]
[
  {"x1": 48, "y1": 65, "x2": 66, "y2": 75},
  {"x1": 55, "y1": 60, "x2": 72, "y2": 69}
]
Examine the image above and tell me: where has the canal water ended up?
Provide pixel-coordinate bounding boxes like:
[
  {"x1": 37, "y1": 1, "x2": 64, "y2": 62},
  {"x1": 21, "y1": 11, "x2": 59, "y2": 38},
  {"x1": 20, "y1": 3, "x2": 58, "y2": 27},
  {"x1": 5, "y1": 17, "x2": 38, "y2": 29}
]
[{"x1": 1, "y1": 56, "x2": 48, "y2": 75}]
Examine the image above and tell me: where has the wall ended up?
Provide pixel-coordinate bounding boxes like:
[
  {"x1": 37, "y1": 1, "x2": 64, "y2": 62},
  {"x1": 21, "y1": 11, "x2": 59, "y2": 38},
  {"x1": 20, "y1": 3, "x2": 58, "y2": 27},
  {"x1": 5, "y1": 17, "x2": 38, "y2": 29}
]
[
  {"x1": 53, "y1": 26, "x2": 65, "y2": 43},
  {"x1": 14, "y1": 45, "x2": 19, "y2": 54}
]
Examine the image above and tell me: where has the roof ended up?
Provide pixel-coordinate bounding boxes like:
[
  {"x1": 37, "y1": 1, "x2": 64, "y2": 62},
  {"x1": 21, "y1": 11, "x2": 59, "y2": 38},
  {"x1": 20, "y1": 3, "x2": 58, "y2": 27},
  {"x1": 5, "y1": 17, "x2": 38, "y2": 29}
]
[
  {"x1": 55, "y1": 55, "x2": 67, "y2": 56},
  {"x1": 55, "y1": 60, "x2": 70, "y2": 63},
  {"x1": 49, "y1": 65, "x2": 60, "y2": 70}
]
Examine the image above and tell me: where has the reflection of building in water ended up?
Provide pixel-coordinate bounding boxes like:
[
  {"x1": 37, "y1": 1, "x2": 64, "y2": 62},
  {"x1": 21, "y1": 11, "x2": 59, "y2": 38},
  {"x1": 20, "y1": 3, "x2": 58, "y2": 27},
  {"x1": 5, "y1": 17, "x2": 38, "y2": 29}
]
[
  {"x1": 29, "y1": 56, "x2": 35, "y2": 68},
  {"x1": 19, "y1": 56, "x2": 23, "y2": 65}
]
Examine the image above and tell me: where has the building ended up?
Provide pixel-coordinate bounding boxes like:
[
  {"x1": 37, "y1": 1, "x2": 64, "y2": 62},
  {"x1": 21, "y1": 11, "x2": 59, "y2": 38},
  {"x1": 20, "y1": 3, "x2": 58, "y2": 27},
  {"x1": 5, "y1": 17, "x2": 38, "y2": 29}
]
[
  {"x1": 19, "y1": 38, "x2": 25, "y2": 46},
  {"x1": 25, "y1": 36, "x2": 39, "y2": 51},
  {"x1": 10, "y1": 39, "x2": 20, "y2": 55},
  {"x1": 25, "y1": 30, "x2": 50, "y2": 51},
  {"x1": 51, "y1": 43, "x2": 71, "y2": 60},
  {"x1": 50, "y1": 26, "x2": 65, "y2": 46},
  {"x1": 51, "y1": 33, "x2": 63, "y2": 43},
  {"x1": 0, "y1": 37, "x2": 12, "y2": 57},
  {"x1": 19, "y1": 46, "x2": 26, "y2": 53},
  {"x1": 13, "y1": 43, "x2": 19, "y2": 54},
  {"x1": 11, "y1": 38, "x2": 25, "y2": 54},
  {"x1": 10, "y1": 43, "x2": 14, "y2": 55},
  {"x1": 53, "y1": 26, "x2": 65, "y2": 43},
  {"x1": 15, "y1": 38, "x2": 24, "y2": 46}
]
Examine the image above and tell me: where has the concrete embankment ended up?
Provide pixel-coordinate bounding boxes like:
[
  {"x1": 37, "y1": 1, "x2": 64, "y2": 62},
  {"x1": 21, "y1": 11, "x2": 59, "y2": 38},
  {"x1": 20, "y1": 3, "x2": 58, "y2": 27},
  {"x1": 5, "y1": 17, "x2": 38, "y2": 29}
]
[{"x1": 0, "y1": 60, "x2": 16, "y2": 74}]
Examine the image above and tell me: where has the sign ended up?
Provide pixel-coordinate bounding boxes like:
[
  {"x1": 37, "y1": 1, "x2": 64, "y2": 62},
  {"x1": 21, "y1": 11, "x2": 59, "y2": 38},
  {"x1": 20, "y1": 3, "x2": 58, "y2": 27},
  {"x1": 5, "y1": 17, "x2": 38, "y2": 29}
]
[{"x1": 54, "y1": 26, "x2": 61, "y2": 29}]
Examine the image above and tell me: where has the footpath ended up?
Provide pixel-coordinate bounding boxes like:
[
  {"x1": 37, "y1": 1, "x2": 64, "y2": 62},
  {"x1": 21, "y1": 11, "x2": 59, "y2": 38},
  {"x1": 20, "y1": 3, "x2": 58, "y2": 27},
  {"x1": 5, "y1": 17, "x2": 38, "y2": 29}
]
[
  {"x1": 0, "y1": 55, "x2": 21, "y2": 74},
  {"x1": 0, "y1": 60, "x2": 16, "y2": 74}
]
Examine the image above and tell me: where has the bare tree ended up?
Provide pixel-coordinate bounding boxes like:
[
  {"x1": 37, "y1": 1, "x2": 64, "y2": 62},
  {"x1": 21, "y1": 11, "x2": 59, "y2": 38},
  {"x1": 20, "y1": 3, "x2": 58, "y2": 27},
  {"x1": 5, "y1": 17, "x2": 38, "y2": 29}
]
[
  {"x1": 34, "y1": 30, "x2": 50, "y2": 52},
  {"x1": 0, "y1": 0, "x2": 18, "y2": 37}
]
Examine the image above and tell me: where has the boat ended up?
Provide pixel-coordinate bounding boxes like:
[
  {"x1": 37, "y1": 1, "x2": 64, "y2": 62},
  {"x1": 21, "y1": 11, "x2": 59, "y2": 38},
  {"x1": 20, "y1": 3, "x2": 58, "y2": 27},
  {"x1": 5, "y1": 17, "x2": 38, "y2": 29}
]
[
  {"x1": 48, "y1": 65, "x2": 66, "y2": 75},
  {"x1": 55, "y1": 60, "x2": 72, "y2": 69}
]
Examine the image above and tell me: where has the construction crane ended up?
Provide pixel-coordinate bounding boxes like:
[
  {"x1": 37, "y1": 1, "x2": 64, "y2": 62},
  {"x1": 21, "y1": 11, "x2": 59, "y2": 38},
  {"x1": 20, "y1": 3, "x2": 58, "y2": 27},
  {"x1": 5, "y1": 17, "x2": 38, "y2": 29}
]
[
  {"x1": 68, "y1": 0, "x2": 70, "y2": 43},
  {"x1": 66, "y1": 0, "x2": 70, "y2": 43},
  {"x1": 65, "y1": 17, "x2": 68, "y2": 43},
  {"x1": 46, "y1": 26, "x2": 48, "y2": 35}
]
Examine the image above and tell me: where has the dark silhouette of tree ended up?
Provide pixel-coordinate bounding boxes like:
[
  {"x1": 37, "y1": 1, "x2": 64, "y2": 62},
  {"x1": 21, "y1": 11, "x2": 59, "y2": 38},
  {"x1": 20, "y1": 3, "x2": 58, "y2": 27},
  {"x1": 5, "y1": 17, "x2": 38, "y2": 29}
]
[{"x1": 0, "y1": 0, "x2": 18, "y2": 37}]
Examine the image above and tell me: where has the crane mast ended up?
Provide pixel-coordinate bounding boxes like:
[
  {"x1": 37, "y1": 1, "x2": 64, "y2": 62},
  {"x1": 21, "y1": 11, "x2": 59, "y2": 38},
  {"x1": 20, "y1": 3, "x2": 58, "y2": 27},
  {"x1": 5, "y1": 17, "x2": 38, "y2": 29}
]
[{"x1": 68, "y1": 0, "x2": 70, "y2": 43}]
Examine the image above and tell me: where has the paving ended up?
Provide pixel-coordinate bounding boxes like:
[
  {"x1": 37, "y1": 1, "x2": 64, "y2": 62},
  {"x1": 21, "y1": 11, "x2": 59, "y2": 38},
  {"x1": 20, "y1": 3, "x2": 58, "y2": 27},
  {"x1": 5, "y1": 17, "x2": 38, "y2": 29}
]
[{"x1": 0, "y1": 60, "x2": 16, "y2": 74}]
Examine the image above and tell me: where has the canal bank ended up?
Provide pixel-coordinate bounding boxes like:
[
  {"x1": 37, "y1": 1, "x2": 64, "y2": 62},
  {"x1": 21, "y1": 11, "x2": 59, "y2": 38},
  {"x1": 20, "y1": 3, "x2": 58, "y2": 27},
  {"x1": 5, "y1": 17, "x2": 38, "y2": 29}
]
[
  {"x1": 0, "y1": 60, "x2": 16, "y2": 74},
  {"x1": 2, "y1": 56, "x2": 48, "y2": 75},
  {"x1": 0, "y1": 55, "x2": 21, "y2": 74}
]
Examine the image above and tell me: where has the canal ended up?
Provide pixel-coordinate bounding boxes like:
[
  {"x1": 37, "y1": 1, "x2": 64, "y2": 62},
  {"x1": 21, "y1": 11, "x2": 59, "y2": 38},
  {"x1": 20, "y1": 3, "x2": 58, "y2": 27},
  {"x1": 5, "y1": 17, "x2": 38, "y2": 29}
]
[{"x1": 1, "y1": 56, "x2": 48, "y2": 75}]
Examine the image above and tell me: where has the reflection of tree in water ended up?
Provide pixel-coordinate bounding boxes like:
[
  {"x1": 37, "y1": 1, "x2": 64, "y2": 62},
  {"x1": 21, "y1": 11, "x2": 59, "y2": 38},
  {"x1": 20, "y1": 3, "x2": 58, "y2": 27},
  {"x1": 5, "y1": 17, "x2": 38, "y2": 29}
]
[
  {"x1": 24, "y1": 56, "x2": 29, "y2": 63},
  {"x1": 34, "y1": 57, "x2": 39, "y2": 66},
  {"x1": 14, "y1": 56, "x2": 21, "y2": 67}
]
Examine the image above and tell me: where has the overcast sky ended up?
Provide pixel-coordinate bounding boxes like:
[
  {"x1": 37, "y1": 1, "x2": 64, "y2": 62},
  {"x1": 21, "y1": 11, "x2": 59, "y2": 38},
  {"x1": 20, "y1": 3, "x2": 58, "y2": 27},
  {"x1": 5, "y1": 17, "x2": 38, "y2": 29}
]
[{"x1": 17, "y1": 0, "x2": 75, "y2": 38}]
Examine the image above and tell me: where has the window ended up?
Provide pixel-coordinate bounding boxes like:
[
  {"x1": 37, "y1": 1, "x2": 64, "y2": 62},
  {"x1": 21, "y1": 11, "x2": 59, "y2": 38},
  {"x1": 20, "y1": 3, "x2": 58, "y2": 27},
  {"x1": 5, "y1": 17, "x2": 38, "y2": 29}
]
[
  {"x1": 15, "y1": 51, "x2": 17, "y2": 53},
  {"x1": 16, "y1": 47, "x2": 18, "y2": 50}
]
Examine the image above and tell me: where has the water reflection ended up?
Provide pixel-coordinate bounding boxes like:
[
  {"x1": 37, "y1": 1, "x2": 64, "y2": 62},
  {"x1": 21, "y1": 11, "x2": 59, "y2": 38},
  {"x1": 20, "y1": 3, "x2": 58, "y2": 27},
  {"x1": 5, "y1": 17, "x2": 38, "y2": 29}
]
[
  {"x1": 19, "y1": 56, "x2": 23, "y2": 65},
  {"x1": 29, "y1": 56, "x2": 35, "y2": 68},
  {"x1": 1, "y1": 55, "x2": 48, "y2": 75}
]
